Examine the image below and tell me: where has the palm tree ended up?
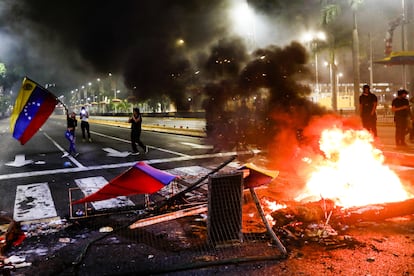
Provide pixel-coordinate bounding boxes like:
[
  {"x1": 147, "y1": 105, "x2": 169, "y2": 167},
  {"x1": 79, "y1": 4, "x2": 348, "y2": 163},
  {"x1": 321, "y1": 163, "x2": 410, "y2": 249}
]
[
  {"x1": 320, "y1": 0, "x2": 364, "y2": 112},
  {"x1": 320, "y1": 2, "x2": 340, "y2": 111}
]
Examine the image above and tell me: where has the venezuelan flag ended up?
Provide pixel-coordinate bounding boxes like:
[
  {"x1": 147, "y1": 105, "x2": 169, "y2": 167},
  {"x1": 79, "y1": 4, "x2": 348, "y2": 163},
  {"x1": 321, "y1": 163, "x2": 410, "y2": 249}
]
[
  {"x1": 10, "y1": 77, "x2": 58, "y2": 145},
  {"x1": 72, "y1": 161, "x2": 178, "y2": 204}
]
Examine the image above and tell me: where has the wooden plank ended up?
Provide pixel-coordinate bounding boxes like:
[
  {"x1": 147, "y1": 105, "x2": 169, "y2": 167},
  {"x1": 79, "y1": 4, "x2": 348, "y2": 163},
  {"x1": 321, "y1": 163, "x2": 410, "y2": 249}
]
[{"x1": 129, "y1": 204, "x2": 207, "y2": 229}]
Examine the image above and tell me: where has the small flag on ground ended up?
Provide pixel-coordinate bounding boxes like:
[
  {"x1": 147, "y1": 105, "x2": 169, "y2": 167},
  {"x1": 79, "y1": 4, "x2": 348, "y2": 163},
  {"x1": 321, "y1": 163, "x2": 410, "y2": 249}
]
[
  {"x1": 72, "y1": 162, "x2": 178, "y2": 204},
  {"x1": 10, "y1": 77, "x2": 58, "y2": 145}
]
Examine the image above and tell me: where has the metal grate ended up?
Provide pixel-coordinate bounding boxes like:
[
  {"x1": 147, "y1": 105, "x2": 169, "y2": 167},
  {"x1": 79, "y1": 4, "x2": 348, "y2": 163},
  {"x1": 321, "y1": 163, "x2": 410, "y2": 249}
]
[{"x1": 207, "y1": 172, "x2": 243, "y2": 245}]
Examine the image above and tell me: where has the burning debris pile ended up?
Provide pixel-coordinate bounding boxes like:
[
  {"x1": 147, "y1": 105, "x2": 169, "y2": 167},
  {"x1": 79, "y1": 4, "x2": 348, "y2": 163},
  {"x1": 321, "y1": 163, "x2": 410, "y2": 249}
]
[
  {"x1": 268, "y1": 197, "x2": 414, "y2": 250},
  {"x1": 241, "y1": 116, "x2": 414, "y2": 251}
]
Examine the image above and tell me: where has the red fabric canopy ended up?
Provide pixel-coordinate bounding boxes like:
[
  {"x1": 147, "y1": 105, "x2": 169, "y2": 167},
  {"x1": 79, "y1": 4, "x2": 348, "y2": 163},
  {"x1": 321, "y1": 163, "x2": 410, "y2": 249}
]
[{"x1": 72, "y1": 162, "x2": 178, "y2": 204}]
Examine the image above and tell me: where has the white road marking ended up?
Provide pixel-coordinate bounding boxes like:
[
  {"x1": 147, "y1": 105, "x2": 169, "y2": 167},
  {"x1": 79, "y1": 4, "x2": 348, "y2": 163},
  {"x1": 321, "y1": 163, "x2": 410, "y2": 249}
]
[
  {"x1": 13, "y1": 183, "x2": 58, "y2": 222},
  {"x1": 167, "y1": 166, "x2": 212, "y2": 192},
  {"x1": 75, "y1": 176, "x2": 134, "y2": 210},
  {"x1": 92, "y1": 131, "x2": 190, "y2": 157},
  {"x1": 102, "y1": 147, "x2": 131, "y2": 157},
  {"x1": 0, "y1": 151, "x2": 247, "y2": 180},
  {"x1": 180, "y1": 142, "x2": 213, "y2": 149},
  {"x1": 43, "y1": 132, "x2": 85, "y2": 168},
  {"x1": 5, "y1": 154, "x2": 33, "y2": 167}
]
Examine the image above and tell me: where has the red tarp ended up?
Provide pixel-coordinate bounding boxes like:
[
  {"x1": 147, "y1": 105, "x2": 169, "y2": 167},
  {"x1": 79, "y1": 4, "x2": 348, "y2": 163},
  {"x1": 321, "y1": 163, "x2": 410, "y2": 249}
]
[{"x1": 72, "y1": 161, "x2": 178, "y2": 204}]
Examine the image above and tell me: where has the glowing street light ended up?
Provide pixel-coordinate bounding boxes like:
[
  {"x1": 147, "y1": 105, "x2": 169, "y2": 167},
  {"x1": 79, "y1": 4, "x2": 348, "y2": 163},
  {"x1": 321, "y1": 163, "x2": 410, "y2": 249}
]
[
  {"x1": 176, "y1": 38, "x2": 185, "y2": 46},
  {"x1": 229, "y1": 0, "x2": 256, "y2": 49}
]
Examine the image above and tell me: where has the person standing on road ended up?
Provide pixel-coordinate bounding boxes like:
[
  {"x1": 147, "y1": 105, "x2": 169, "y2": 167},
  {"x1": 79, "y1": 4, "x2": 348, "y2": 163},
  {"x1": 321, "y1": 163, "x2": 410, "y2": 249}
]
[
  {"x1": 63, "y1": 108, "x2": 79, "y2": 157},
  {"x1": 392, "y1": 89, "x2": 410, "y2": 147},
  {"x1": 128, "y1": 107, "x2": 148, "y2": 155},
  {"x1": 79, "y1": 106, "x2": 92, "y2": 142},
  {"x1": 359, "y1": 84, "x2": 378, "y2": 137}
]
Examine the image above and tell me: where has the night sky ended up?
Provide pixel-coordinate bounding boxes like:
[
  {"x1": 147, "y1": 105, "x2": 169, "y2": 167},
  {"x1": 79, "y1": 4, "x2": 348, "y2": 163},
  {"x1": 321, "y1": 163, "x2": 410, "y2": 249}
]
[{"x1": 0, "y1": 0, "x2": 404, "y2": 97}]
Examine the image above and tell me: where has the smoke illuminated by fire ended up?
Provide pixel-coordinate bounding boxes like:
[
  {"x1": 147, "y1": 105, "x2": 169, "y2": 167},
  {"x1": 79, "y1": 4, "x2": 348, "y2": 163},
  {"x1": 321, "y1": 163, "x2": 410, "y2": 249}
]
[{"x1": 295, "y1": 127, "x2": 413, "y2": 208}]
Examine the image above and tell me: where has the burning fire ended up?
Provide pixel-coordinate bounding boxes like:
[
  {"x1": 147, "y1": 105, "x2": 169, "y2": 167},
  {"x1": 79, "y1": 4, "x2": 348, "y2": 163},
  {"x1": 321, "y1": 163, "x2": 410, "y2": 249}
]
[{"x1": 296, "y1": 127, "x2": 413, "y2": 208}]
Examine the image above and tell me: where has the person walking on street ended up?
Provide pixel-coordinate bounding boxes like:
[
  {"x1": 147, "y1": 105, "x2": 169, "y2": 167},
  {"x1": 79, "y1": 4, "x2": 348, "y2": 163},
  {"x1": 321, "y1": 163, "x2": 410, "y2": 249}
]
[
  {"x1": 63, "y1": 108, "x2": 79, "y2": 157},
  {"x1": 129, "y1": 107, "x2": 148, "y2": 155},
  {"x1": 79, "y1": 106, "x2": 92, "y2": 142},
  {"x1": 359, "y1": 84, "x2": 378, "y2": 137},
  {"x1": 392, "y1": 89, "x2": 410, "y2": 147}
]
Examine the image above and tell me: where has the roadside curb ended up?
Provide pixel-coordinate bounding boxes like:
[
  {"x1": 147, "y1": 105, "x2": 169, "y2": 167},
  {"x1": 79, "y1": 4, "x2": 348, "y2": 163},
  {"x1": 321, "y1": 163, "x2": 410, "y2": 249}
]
[{"x1": 89, "y1": 118, "x2": 206, "y2": 137}]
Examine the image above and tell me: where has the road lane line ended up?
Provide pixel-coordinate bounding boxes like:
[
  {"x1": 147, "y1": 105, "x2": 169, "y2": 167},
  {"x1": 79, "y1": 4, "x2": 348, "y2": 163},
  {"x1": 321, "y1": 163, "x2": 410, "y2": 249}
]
[
  {"x1": 0, "y1": 151, "x2": 249, "y2": 180},
  {"x1": 180, "y1": 142, "x2": 213, "y2": 149},
  {"x1": 91, "y1": 131, "x2": 190, "y2": 157},
  {"x1": 43, "y1": 131, "x2": 85, "y2": 168}
]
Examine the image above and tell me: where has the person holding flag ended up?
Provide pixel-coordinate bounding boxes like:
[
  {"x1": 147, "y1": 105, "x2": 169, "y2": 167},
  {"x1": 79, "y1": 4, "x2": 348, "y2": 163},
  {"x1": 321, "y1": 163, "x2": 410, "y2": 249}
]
[{"x1": 62, "y1": 108, "x2": 79, "y2": 157}]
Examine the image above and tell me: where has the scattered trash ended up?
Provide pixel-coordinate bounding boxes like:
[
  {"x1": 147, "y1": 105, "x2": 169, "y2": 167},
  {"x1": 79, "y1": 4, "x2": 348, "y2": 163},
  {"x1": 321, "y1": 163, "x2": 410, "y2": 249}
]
[
  {"x1": 58, "y1": 238, "x2": 71, "y2": 243},
  {"x1": 3, "y1": 255, "x2": 32, "y2": 269},
  {"x1": 148, "y1": 254, "x2": 154, "y2": 259},
  {"x1": 5, "y1": 255, "x2": 25, "y2": 263},
  {"x1": 99, "y1": 226, "x2": 113, "y2": 233},
  {"x1": 63, "y1": 161, "x2": 72, "y2": 168},
  {"x1": 75, "y1": 209, "x2": 84, "y2": 216},
  {"x1": 19, "y1": 218, "x2": 71, "y2": 238}
]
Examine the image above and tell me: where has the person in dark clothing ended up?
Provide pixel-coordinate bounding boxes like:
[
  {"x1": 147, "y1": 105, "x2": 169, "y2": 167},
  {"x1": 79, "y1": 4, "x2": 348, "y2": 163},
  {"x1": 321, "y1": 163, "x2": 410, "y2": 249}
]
[
  {"x1": 128, "y1": 107, "x2": 148, "y2": 155},
  {"x1": 392, "y1": 89, "x2": 410, "y2": 147},
  {"x1": 359, "y1": 84, "x2": 378, "y2": 137},
  {"x1": 79, "y1": 106, "x2": 92, "y2": 142},
  {"x1": 63, "y1": 108, "x2": 79, "y2": 157}
]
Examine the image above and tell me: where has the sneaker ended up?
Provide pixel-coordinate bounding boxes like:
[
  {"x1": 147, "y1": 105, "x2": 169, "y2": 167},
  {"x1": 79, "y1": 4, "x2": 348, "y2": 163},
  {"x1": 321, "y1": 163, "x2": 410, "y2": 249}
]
[
  {"x1": 61, "y1": 153, "x2": 69, "y2": 158},
  {"x1": 131, "y1": 151, "x2": 140, "y2": 155},
  {"x1": 88, "y1": 138, "x2": 92, "y2": 142},
  {"x1": 145, "y1": 146, "x2": 149, "y2": 153}
]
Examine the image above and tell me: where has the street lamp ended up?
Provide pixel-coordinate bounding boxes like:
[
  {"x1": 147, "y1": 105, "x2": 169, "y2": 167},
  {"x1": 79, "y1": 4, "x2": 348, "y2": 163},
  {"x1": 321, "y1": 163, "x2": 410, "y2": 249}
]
[{"x1": 302, "y1": 31, "x2": 326, "y2": 94}]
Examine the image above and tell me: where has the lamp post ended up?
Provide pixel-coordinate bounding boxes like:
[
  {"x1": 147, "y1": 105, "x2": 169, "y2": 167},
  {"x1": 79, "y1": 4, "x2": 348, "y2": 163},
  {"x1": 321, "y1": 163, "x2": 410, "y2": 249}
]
[
  {"x1": 302, "y1": 31, "x2": 326, "y2": 94},
  {"x1": 81, "y1": 85, "x2": 85, "y2": 106},
  {"x1": 87, "y1": 82, "x2": 92, "y2": 105}
]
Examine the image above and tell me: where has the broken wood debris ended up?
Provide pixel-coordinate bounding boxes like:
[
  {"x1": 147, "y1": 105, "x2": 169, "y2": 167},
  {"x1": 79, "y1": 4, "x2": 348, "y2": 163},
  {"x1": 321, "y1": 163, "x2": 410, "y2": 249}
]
[{"x1": 269, "y1": 198, "x2": 414, "y2": 249}]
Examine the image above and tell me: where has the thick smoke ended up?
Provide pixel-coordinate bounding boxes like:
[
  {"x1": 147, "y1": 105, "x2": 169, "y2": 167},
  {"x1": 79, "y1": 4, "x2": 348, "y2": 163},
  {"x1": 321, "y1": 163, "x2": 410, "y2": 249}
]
[
  {"x1": 202, "y1": 40, "x2": 330, "y2": 153},
  {"x1": 0, "y1": 0, "x2": 231, "y2": 105},
  {"x1": 0, "y1": 0, "x2": 405, "y2": 99}
]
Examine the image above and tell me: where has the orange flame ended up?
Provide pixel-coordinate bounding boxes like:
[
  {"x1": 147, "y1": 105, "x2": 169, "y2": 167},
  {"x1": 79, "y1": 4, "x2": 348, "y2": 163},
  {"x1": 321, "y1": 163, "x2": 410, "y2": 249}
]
[{"x1": 295, "y1": 127, "x2": 413, "y2": 208}]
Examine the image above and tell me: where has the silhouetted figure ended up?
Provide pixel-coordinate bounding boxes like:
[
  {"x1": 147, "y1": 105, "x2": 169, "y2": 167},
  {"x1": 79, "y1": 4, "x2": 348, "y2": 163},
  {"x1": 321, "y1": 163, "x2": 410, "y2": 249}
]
[
  {"x1": 79, "y1": 106, "x2": 92, "y2": 142},
  {"x1": 128, "y1": 107, "x2": 147, "y2": 155},
  {"x1": 359, "y1": 84, "x2": 377, "y2": 137},
  {"x1": 392, "y1": 89, "x2": 410, "y2": 147}
]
